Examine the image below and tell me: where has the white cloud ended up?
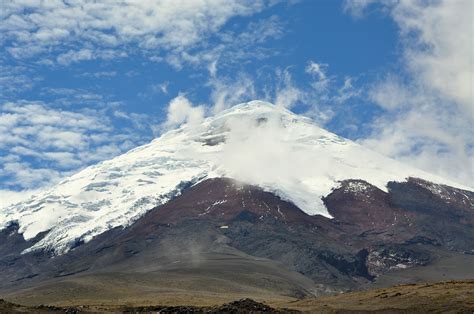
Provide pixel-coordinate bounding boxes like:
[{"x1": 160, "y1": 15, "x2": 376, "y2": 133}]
[
  {"x1": 334, "y1": 76, "x2": 361, "y2": 104},
  {"x1": 0, "y1": 63, "x2": 42, "y2": 98},
  {"x1": 343, "y1": 0, "x2": 367, "y2": 17},
  {"x1": 57, "y1": 49, "x2": 94, "y2": 65},
  {"x1": 367, "y1": 74, "x2": 410, "y2": 110},
  {"x1": 392, "y1": 0, "x2": 473, "y2": 112},
  {"x1": 306, "y1": 60, "x2": 330, "y2": 93},
  {"x1": 0, "y1": 100, "x2": 150, "y2": 190},
  {"x1": 273, "y1": 64, "x2": 356, "y2": 124},
  {"x1": 347, "y1": 0, "x2": 474, "y2": 186},
  {"x1": 137, "y1": 82, "x2": 170, "y2": 100},
  {"x1": 208, "y1": 60, "x2": 218, "y2": 77},
  {"x1": 162, "y1": 14, "x2": 284, "y2": 72},
  {"x1": 342, "y1": 0, "x2": 400, "y2": 19},
  {"x1": 206, "y1": 63, "x2": 356, "y2": 123},
  {"x1": 275, "y1": 87, "x2": 301, "y2": 109},
  {"x1": 0, "y1": 0, "x2": 270, "y2": 66},
  {"x1": 215, "y1": 109, "x2": 306, "y2": 188},
  {"x1": 164, "y1": 95, "x2": 205, "y2": 129},
  {"x1": 166, "y1": 66, "x2": 315, "y2": 130},
  {"x1": 275, "y1": 68, "x2": 302, "y2": 109},
  {"x1": 209, "y1": 73, "x2": 257, "y2": 113},
  {"x1": 362, "y1": 107, "x2": 473, "y2": 185},
  {"x1": 152, "y1": 82, "x2": 169, "y2": 94}
]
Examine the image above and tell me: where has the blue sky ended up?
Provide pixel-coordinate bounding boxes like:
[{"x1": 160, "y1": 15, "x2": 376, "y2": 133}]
[{"x1": 0, "y1": 0, "x2": 472, "y2": 203}]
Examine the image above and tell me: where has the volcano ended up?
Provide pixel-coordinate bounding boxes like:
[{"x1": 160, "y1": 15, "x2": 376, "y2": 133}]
[{"x1": 1, "y1": 101, "x2": 473, "y2": 306}]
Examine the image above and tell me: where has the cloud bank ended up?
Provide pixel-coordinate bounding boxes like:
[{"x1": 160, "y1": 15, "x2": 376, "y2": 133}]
[{"x1": 345, "y1": 0, "x2": 474, "y2": 186}]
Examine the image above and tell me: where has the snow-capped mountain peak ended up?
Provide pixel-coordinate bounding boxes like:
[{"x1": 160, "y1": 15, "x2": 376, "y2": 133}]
[{"x1": 0, "y1": 101, "x2": 470, "y2": 254}]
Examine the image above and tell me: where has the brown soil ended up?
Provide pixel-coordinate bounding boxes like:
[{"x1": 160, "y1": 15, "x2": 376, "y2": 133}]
[
  {"x1": 1, "y1": 280, "x2": 473, "y2": 313},
  {"x1": 284, "y1": 280, "x2": 474, "y2": 313}
]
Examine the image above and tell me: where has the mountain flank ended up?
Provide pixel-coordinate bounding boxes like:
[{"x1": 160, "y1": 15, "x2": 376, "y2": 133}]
[{"x1": 1, "y1": 177, "x2": 473, "y2": 307}]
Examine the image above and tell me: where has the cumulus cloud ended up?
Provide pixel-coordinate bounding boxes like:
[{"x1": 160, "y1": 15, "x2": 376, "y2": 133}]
[
  {"x1": 344, "y1": 0, "x2": 474, "y2": 185},
  {"x1": 216, "y1": 110, "x2": 304, "y2": 187},
  {"x1": 0, "y1": 0, "x2": 270, "y2": 66},
  {"x1": 164, "y1": 95, "x2": 205, "y2": 129},
  {"x1": 0, "y1": 100, "x2": 150, "y2": 191}
]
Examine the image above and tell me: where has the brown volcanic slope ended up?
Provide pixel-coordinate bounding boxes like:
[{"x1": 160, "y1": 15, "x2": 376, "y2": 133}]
[
  {"x1": 0, "y1": 177, "x2": 473, "y2": 307},
  {"x1": 137, "y1": 177, "x2": 314, "y2": 225}
]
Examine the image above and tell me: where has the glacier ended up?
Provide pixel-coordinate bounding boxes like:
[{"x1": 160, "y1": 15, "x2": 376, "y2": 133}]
[{"x1": 0, "y1": 100, "x2": 470, "y2": 254}]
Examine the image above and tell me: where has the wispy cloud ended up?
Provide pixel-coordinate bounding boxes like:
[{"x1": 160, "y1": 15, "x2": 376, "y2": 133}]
[
  {"x1": 78, "y1": 71, "x2": 118, "y2": 79},
  {"x1": 138, "y1": 82, "x2": 170, "y2": 100},
  {"x1": 209, "y1": 72, "x2": 257, "y2": 113},
  {"x1": 305, "y1": 60, "x2": 330, "y2": 93},
  {"x1": 0, "y1": 63, "x2": 43, "y2": 99},
  {"x1": 342, "y1": 0, "x2": 389, "y2": 19},
  {"x1": 273, "y1": 63, "x2": 360, "y2": 125},
  {"x1": 170, "y1": 61, "x2": 359, "y2": 127},
  {"x1": 162, "y1": 14, "x2": 285, "y2": 72}
]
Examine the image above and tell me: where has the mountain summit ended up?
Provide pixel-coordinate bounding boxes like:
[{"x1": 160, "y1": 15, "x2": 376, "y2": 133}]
[{"x1": 0, "y1": 101, "x2": 470, "y2": 254}]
